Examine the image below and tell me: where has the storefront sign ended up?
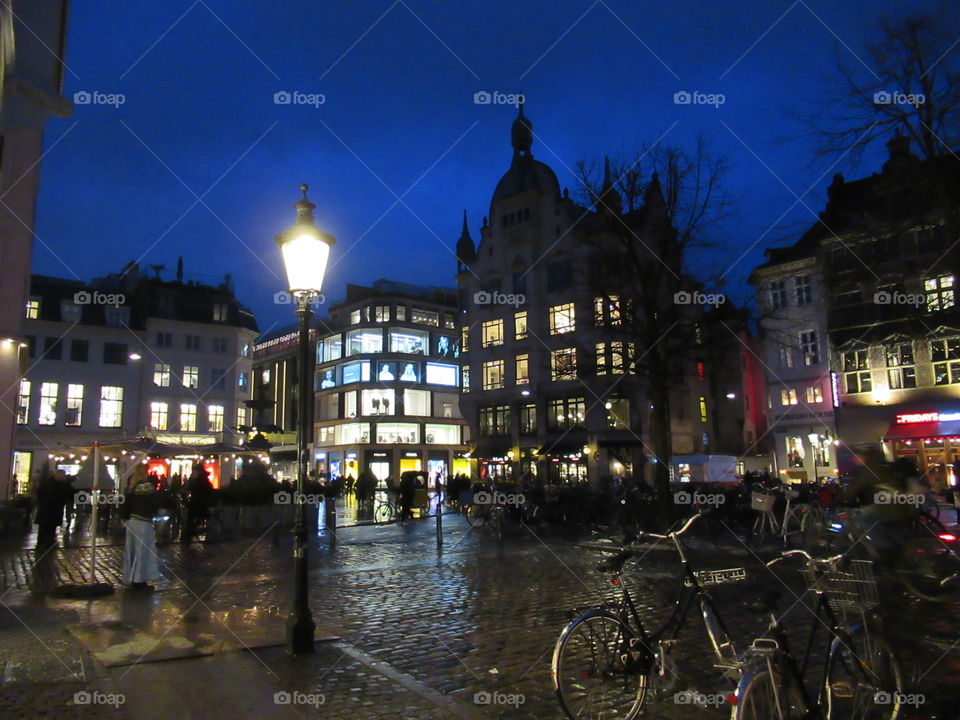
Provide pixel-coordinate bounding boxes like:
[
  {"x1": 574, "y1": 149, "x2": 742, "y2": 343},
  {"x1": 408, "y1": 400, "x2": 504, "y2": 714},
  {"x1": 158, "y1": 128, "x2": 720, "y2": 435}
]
[
  {"x1": 830, "y1": 372, "x2": 841, "y2": 408},
  {"x1": 896, "y1": 411, "x2": 960, "y2": 424}
]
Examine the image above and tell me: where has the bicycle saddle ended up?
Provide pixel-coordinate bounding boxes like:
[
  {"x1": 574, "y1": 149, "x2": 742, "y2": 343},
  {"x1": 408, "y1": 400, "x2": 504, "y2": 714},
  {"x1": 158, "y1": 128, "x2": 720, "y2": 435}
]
[
  {"x1": 598, "y1": 549, "x2": 635, "y2": 573},
  {"x1": 743, "y1": 590, "x2": 781, "y2": 614}
]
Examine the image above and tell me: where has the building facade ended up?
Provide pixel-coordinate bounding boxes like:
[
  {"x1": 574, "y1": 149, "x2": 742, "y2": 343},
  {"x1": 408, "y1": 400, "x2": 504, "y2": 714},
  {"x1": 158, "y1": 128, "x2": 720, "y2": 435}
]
[
  {"x1": 13, "y1": 263, "x2": 258, "y2": 489},
  {"x1": 751, "y1": 254, "x2": 838, "y2": 481},
  {"x1": 752, "y1": 135, "x2": 960, "y2": 485},
  {"x1": 310, "y1": 280, "x2": 469, "y2": 486},
  {"x1": 456, "y1": 106, "x2": 744, "y2": 486},
  {"x1": 0, "y1": 0, "x2": 73, "y2": 498}
]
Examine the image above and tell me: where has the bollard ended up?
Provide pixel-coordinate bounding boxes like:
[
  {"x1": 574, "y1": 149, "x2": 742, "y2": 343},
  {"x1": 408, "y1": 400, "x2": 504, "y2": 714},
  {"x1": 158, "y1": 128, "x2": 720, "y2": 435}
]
[
  {"x1": 436, "y1": 492, "x2": 443, "y2": 550},
  {"x1": 326, "y1": 498, "x2": 337, "y2": 549}
]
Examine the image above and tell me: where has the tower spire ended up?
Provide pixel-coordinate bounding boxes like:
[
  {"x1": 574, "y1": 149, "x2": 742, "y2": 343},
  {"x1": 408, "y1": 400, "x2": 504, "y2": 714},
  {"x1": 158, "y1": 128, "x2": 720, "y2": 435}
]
[
  {"x1": 510, "y1": 100, "x2": 533, "y2": 161},
  {"x1": 456, "y1": 209, "x2": 476, "y2": 271}
]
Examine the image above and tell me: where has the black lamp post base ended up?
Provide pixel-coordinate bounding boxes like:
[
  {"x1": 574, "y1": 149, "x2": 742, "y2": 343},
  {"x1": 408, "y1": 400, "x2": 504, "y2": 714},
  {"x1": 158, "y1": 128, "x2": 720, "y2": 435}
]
[{"x1": 286, "y1": 612, "x2": 316, "y2": 654}]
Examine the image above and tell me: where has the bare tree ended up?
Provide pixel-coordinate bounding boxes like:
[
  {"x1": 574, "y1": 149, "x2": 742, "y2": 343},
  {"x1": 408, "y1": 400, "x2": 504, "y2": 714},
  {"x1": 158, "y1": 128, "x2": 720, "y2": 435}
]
[{"x1": 572, "y1": 137, "x2": 741, "y2": 529}]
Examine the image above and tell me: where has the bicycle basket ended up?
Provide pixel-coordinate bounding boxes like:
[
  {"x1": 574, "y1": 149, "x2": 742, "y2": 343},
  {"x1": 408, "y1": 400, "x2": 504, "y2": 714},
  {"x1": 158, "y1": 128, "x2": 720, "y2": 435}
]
[
  {"x1": 801, "y1": 559, "x2": 879, "y2": 613},
  {"x1": 751, "y1": 492, "x2": 776, "y2": 513}
]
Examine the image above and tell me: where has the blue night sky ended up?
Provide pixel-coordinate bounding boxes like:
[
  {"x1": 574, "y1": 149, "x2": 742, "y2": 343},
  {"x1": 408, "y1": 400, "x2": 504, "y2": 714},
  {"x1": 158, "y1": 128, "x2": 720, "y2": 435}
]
[{"x1": 34, "y1": 0, "x2": 911, "y2": 333}]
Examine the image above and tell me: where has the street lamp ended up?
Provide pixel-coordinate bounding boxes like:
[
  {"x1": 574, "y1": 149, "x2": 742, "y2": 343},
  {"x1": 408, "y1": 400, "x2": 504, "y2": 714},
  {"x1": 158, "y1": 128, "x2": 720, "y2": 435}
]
[{"x1": 275, "y1": 184, "x2": 336, "y2": 655}]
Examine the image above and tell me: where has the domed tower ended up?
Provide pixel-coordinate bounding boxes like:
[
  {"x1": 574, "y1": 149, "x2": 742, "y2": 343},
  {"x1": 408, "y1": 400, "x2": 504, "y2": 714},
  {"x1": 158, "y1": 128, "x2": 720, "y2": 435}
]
[
  {"x1": 455, "y1": 209, "x2": 475, "y2": 272},
  {"x1": 490, "y1": 103, "x2": 561, "y2": 210}
]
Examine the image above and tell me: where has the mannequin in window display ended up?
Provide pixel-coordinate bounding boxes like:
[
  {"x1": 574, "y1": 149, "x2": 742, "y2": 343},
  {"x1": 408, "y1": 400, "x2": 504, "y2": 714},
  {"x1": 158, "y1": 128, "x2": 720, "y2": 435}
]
[
  {"x1": 371, "y1": 397, "x2": 381, "y2": 415},
  {"x1": 401, "y1": 363, "x2": 418, "y2": 382},
  {"x1": 320, "y1": 370, "x2": 335, "y2": 389},
  {"x1": 379, "y1": 364, "x2": 395, "y2": 381},
  {"x1": 381, "y1": 396, "x2": 390, "y2": 414},
  {"x1": 437, "y1": 336, "x2": 450, "y2": 357}
]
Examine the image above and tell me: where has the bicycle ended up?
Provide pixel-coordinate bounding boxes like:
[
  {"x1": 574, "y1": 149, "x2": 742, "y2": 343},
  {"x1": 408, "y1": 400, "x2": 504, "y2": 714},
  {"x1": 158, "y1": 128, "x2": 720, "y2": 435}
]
[
  {"x1": 465, "y1": 499, "x2": 504, "y2": 541},
  {"x1": 373, "y1": 492, "x2": 399, "y2": 524},
  {"x1": 735, "y1": 548, "x2": 903, "y2": 720},
  {"x1": 551, "y1": 512, "x2": 746, "y2": 720}
]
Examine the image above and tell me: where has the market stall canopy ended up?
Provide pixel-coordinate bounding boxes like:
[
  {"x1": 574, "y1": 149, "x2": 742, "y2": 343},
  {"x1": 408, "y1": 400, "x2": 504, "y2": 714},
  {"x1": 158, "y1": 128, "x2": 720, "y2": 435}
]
[
  {"x1": 74, "y1": 452, "x2": 115, "y2": 491},
  {"x1": 73, "y1": 436, "x2": 192, "y2": 457},
  {"x1": 198, "y1": 442, "x2": 252, "y2": 455}
]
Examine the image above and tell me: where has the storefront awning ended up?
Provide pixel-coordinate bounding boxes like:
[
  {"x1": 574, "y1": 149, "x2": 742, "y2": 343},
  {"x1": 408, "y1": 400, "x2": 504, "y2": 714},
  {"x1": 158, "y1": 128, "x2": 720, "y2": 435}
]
[
  {"x1": 472, "y1": 437, "x2": 513, "y2": 458},
  {"x1": 537, "y1": 436, "x2": 588, "y2": 456},
  {"x1": 884, "y1": 411, "x2": 960, "y2": 440}
]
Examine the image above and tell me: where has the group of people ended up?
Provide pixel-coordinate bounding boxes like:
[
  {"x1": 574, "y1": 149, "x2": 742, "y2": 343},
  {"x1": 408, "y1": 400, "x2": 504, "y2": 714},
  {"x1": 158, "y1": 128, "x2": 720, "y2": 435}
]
[{"x1": 31, "y1": 463, "x2": 216, "y2": 592}]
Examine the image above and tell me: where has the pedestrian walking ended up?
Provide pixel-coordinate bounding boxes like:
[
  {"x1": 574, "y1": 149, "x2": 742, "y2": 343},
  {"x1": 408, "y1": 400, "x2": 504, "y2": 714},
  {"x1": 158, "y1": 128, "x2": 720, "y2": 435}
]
[
  {"x1": 399, "y1": 472, "x2": 416, "y2": 520},
  {"x1": 121, "y1": 465, "x2": 161, "y2": 591},
  {"x1": 182, "y1": 464, "x2": 214, "y2": 545},
  {"x1": 34, "y1": 469, "x2": 68, "y2": 553}
]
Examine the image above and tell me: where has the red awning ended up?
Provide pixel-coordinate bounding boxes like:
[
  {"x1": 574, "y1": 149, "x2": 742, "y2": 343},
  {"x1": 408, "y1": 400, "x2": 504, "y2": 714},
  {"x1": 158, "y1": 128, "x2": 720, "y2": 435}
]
[{"x1": 884, "y1": 419, "x2": 960, "y2": 440}]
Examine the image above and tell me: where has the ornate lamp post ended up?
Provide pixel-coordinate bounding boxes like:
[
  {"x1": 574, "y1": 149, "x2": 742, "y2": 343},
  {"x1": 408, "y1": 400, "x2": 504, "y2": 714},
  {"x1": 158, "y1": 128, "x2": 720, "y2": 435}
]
[{"x1": 275, "y1": 184, "x2": 335, "y2": 654}]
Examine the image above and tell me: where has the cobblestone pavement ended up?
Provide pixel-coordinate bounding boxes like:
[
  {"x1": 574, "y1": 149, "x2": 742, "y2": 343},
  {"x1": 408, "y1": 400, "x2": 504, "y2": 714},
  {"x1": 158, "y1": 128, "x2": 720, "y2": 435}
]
[{"x1": 2, "y1": 515, "x2": 960, "y2": 719}]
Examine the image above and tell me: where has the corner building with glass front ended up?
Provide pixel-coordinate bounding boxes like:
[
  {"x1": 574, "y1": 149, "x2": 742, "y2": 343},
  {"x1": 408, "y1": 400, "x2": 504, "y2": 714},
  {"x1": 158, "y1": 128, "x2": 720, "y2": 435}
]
[{"x1": 312, "y1": 280, "x2": 470, "y2": 486}]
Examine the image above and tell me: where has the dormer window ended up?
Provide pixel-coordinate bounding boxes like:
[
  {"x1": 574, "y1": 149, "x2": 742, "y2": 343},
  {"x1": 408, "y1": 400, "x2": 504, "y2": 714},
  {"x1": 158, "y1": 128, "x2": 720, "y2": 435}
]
[
  {"x1": 213, "y1": 302, "x2": 229, "y2": 322},
  {"x1": 60, "y1": 302, "x2": 82, "y2": 323}
]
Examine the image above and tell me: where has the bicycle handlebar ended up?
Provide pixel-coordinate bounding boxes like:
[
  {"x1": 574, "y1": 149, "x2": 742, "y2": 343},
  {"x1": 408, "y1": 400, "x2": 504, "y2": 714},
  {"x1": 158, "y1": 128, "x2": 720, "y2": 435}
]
[{"x1": 766, "y1": 548, "x2": 847, "y2": 569}]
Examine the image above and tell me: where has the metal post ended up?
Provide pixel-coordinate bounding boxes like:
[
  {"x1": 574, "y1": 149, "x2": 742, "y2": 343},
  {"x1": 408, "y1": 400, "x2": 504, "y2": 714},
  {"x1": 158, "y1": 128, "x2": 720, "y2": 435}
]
[
  {"x1": 326, "y1": 497, "x2": 336, "y2": 548},
  {"x1": 286, "y1": 296, "x2": 315, "y2": 654},
  {"x1": 89, "y1": 442, "x2": 100, "y2": 583},
  {"x1": 436, "y1": 485, "x2": 443, "y2": 550}
]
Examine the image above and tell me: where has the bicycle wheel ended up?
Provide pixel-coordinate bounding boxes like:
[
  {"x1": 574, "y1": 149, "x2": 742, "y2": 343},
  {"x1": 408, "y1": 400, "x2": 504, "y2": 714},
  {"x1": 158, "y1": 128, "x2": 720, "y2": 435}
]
[
  {"x1": 466, "y1": 504, "x2": 488, "y2": 529},
  {"x1": 373, "y1": 502, "x2": 394, "y2": 524},
  {"x1": 896, "y1": 536, "x2": 960, "y2": 602},
  {"x1": 552, "y1": 609, "x2": 649, "y2": 720},
  {"x1": 736, "y1": 667, "x2": 806, "y2": 720},
  {"x1": 825, "y1": 627, "x2": 902, "y2": 719}
]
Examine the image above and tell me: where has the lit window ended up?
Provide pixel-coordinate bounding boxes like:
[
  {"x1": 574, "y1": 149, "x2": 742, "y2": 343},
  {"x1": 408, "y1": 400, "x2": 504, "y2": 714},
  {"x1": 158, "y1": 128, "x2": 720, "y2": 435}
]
[
  {"x1": 482, "y1": 360, "x2": 504, "y2": 390},
  {"x1": 594, "y1": 296, "x2": 622, "y2": 326},
  {"x1": 347, "y1": 329, "x2": 384, "y2": 355},
  {"x1": 16, "y1": 380, "x2": 30, "y2": 425},
  {"x1": 411, "y1": 308, "x2": 439, "y2": 326},
  {"x1": 925, "y1": 274, "x2": 955, "y2": 312},
  {"x1": 886, "y1": 342, "x2": 916, "y2": 389},
  {"x1": 805, "y1": 386, "x2": 823, "y2": 403},
  {"x1": 462, "y1": 366, "x2": 470, "y2": 391},
  {"x1": 520, "y1": 403, "x2": 537, "y2": 433},
  {"x1": 213, "y1": 302, "x2": 229, "y2": 321},
  {"x1": 780, "y1": 388, "x2": 798, "y2": 406},
  {"x1": 515, "y1": 354, "x2": 529, "y2": 384},
  {"x1": 65, "y1": 384, "x2": 83, "y2": 426},
  {"x1": 479, "y1": 405, "x2": 511, "y2": 436},
  {"x1": 842, "y1": 350, "x2": 871, "y2": 393},
  {"x1": 481, "y1": 319, "x2": 503, "y2": 347},
  {"x1": 153, "y1": 363, "x2": 171, "y2": 387},
  {"x1": 778, "y1": 346, "x2": 793, "y2": 369},
  {"x1": 38, "y1": 383, "x2": 58, "y2": 425},
  {"x1": 350, "y1": 308, "x2": 361, "y2": 324},
  {"x1": 425, "y1": 423, "x2": 459, "y2": 444},
  {"x1": 549, "y1": 303, "x2": 575, "y2": 334},
  {"x1": 25, "y1": 299, "x2": 39, "y2": 319},
  {"x1": 606, "y1": 397, "x2": 629, "y2": 429},
  {"x1": 236, "y1": 407, "x2": 250, "y2": 427},
  {"x1": 375, "y1": 305, "x2": 390, "y2": 322},
  {"x1": 183, "y1": 366, "x2": 199, "y2": 389},
  {"x1": 99, "y1": 386, "x2": 123, "y2": 428},
  {"x1": 460, "y1": 326, "x2": 470, "y2": 352},
  {"x1": 150, "y1": 402, "x2": 168, "y2": 430},
  {"x1": 180, "y1": 403, "x2": 197, "y2": 432},
  {"x1": 547, "y1": 397, "x2": 585, "y2": 431},
  {"x1": 238, "y1": 371, "x2": 249, "y2": 390},
  {"x1": 443, "y1": 313, "x2": 455, "y2": 329},
  {"x1": 514, "y1": 311, "x2": 528, "y2": 339},
  {"x1": 699, "y1": 396, "x2": 708, "y2": 423},
  {"x1": 551, "y1": 348, "x2": 577, "y2": 380},
  {"x1": 396, "y1": 305, "x2": 406, "y2": 321},
  {"x1": 208, "y1": 405, "x2": 224, "y2": 432}
]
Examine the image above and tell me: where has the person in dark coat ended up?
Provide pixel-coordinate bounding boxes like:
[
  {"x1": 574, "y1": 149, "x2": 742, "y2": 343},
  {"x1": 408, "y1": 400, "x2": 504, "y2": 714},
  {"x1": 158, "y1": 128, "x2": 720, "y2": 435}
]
[
  {"x1": 121, "y1": 465, "x2": 161, "y2": 590},
  {"x1": 399, "y1": 472, "x2": 416, "y2": 520},
  {"x1": 34, "y1": 470, "x2": 68, "y2": 553},
  {"x1": 181, "y1": 465, "x2": 214, "y2": 545}
]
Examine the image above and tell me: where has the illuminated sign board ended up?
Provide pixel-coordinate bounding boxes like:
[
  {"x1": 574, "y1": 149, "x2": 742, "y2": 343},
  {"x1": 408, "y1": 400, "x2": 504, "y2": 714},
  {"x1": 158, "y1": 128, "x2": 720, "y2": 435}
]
[
  {"x1": 830, "y1": 372, "x2": 840, "y2": 408},
  {"x1": 895, "y1": 411, "x2": 960, "y2": 424}
]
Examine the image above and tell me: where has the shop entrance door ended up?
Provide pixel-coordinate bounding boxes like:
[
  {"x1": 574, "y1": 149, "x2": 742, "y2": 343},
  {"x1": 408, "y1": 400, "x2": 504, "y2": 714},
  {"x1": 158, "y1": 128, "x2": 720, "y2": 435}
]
[
  {"x1": 399, "y1": 458, "x2": 422, "y2": 474},
  {"x1": 427, "y1": 459, "x2": 446, "y2": 489},
  {"x1": 369, "y1": 462, "x2": 390, "y2": 484}
]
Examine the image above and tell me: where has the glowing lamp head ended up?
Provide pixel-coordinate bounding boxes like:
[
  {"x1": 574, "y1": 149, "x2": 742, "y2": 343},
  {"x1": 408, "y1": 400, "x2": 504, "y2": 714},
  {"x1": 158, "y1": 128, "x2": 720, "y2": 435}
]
[{"x1": 276, "y1": 184, "x2": 336, "y2": 297}]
